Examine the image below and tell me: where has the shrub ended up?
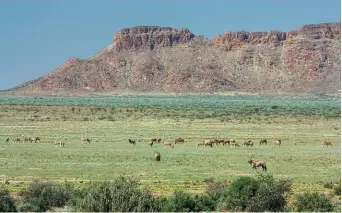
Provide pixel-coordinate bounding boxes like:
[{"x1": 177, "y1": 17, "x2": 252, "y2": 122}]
[
  {"x1": 217, "y1": 176, "x2": 259, "y2": 211},
  {"x1": 18, "y1": 202, "x2": 41, "y2": 212},
  {"x1": 205, "y1": 179, "x2": 229, "y2": 202},
  {"x1": 0, "y1": 187, "x2": 17, "y2": 212},
  {"x1": 333, "y1": 181, "x2": 341, "y2": 196},
  {"x1": 21, "y1": 181, "x2": 73, "y2": 211},
  {"x1": 72, "y1": 177, "x2": 159, "y2": 212},
  {"x1": 162, "y1": 191, "x2": 215, "y2": 212},
  {"x1": 246, "y1": 174, "x2": 291, "y2": 212},
  {"x1": 292, "y1": 192, "x2": 335, "y2": 212},
  {"x1": 216, "y1": 174, "x2": 291, "y2": 212}
]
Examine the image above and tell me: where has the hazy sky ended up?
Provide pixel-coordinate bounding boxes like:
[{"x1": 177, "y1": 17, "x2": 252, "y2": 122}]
[{"x1": 0, "y1": 0, "x2": 340, "y2": 90}]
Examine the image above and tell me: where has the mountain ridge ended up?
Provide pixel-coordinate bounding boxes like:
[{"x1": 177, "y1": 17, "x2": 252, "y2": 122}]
[{"x1": 11, "y1": 22, "x2": 341, "y2": 94}]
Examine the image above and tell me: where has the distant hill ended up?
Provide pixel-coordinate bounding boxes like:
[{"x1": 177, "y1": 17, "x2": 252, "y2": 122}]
[{"x1": 11, "y1": 22, "x2": 341, "y2": 94}]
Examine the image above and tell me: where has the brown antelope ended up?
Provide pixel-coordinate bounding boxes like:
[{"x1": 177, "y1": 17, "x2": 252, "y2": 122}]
[
  {"x1": 203, "y1": 139, "x2": 215, "y2": 148},
  {"x1": 243, "y1": 140, "x2": 254, "y2": 147},
  {"x1": 149, "y1": 141, "x2": 153, "y2": 147},
  {"x1": 81, "y1": 137, "x2": 91, "y2": 143},
  {"x1": 128, "y1": 139, "x2": 136, "y2": 145},
  {"x1": 13, "y1": 138, "x2": 21, "y2": 143},
  {"x1": 215, "y1": 139, "x2": 224, "y2": 146},
  {"x1": 157, "y1": 138, "x2": 162, "y2": 143},
  {"x1": 24, "y1": 137, "x2": 31, "y2": 142},
  {"x1": 223, "y1": 140, "x2": 231, "y2": 146},
  {"x1": 164, "y1": 142, "x2": 174, "y2": 148},
  {"x1": 5, "y1": 138, "x2": 9, "y2": 143},
  {"x1": 259, "y1": 139, "x2": 267, "y2": 145},
  {"x1": 322, "y1": 141, "x2": 333, "y2": 147},
  {"x1": 275, "y1": 139, "x2": 281, "y2": 146},
  {"x1": 174, "y1": 138, "x2": 185, "y2": 144},
  {"x1": 55, "y1": 141, "x2": 65, "y2": 147},
  {"x1": 248, "y1": 159, "x2": 267, "y2": 171},
  {"x1": 154, "y1": 151, "x2": 161, "y2": 162},
  {"x1": 197, "y1": 142, "x2": 204, "y2": 147},
  {"x1": 151, "y1": 138, "x2": 157, "y2": 143},
  {"x1": 229, "y1": 139, "x2": 239, "y2": 148}
]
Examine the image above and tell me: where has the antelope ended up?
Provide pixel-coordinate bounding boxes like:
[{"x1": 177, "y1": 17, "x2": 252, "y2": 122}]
[
  {"x1": 128, "y1": 139, "x2": 136, "y2": 145},
  {"x1": 248, "y1": 159, "x2": 267, "y2": 171},
  {"x1": 322, "y1": 141, "x2": 333, "y2": 147}
]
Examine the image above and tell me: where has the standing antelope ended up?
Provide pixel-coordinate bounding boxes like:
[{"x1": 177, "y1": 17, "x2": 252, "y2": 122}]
[
  {"x1": 322, "y1": 141, "x2": 333, "y2": 147},
  {"x1": 248, "y1": 159, "x2": 267, "y2": 171},
  {"x1": 275, "y1": 140, "x2": 281, "y2": 146},
  {"x1": 80, "y1": 137, "x2": 91, "y2": 143},
  {"x1": 128, "y1": 139, "x2": 136, "y2": 145},
  {"x1": 154, "y1": 151, "x2": 161, "y2": 162},
  {"x1": 164, "y1": 142, "x2": 174, "y2": 148}
]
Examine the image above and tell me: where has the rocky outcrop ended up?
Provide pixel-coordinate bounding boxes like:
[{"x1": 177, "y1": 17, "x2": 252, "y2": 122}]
[
  {"x1": 112, "y1": 26, "x2": 195, "y2": 51},
  {"x1": 12, "y1": 22, "x2": 341, "y2": 94}
]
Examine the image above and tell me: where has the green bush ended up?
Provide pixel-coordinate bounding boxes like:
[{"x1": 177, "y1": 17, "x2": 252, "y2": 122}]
[
  {"x1": 216, "y1": 174, "x2": 291, "y2": 212},
  {"x1": 292, "y1": 192, "x2": 335, "y2": 212},
  {"x1": 246, "y1": 174, "x2": 291, "y2": 212},
  {"x1": 21, "y1": 181, "x2": 73, "y2": 211},
  {"x1": 333, "y1": 181, "x2": 341, "y2": 196},
  {"x1": 72, "y1": 177, "x2": 159, "y2": 212},
  {"x1": 205, "y1": 179, "x2": 229, "y2": 202},
  {"x1": 0, "y1": 187, "x2": 17, "y2": 212},
  {"x1": 162, "y1": 191, "x2": 215, "y2": 212},
  {"x1": 217, "y1": 176, "x2": 259, "y2": 211}
]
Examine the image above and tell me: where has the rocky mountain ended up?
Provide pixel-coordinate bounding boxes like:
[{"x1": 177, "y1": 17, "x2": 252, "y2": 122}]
[{"x1": 13, "y1": 22, "x2": 341, "y2": 94}]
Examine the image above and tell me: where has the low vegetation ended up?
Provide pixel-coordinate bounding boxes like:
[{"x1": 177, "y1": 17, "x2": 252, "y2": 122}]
[
  {"x1": 0, "y1": 94, "x2": 340, "y2": 211},
  {"x1": 1, "y1": 175, "x2": 339, "y2": 212}
]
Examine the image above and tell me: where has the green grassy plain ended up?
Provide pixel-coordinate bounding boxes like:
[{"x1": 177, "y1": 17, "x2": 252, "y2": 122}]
[{"x1": 0, "y1": 94, "x2": 340, "y2": 197}]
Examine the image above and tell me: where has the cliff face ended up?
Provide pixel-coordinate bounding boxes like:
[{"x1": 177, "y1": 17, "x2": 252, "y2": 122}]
[{"x1": 15, "y1": 22, "x2": 341, "y2": 94}]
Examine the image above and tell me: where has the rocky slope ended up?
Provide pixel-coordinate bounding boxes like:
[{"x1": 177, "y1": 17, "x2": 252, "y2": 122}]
[{"x1": 14, "y1": 22, "x2": 341, "y2": 93}]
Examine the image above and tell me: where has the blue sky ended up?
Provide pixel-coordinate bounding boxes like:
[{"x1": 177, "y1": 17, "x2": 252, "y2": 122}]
[{"x1": 0, "y1": 0, "x2": 340, "y2": 90}]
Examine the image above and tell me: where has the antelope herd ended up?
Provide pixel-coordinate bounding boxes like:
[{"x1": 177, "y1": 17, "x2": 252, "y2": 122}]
[{"x1": 5, "y1": 135, "x2": 336, "y2": 171}]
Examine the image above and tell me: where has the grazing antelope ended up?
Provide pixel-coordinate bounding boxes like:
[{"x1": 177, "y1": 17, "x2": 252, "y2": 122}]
[
  {"x1": 164, "y1": 142, "x2": 174, "y2": 148},
  {"x1": 215, "y1": 139, "x2": 225, "y2": 146},
  {"x1": 203, "y1": 139, "x2": 215, "y2": 148},
  {"x1": 243, "y1": 140, "x2": 254, "y2": 147},
  {"x1": 174, "y1": 138, "x2": 185, "y2": 144},
  {"x1": 322, "y1": 141, "x2": 333, "y2": 147},
  {"x1": 259, "y1": 139, "x2": 267, "y2": 145},
  {"x1": 128, "y1": 139, "x2": 136, "y2": 145},
  {"x1": 13, "y1": 138, "x2": 21, "y2": 143},
  {"x1": 229, "y1": 139, "x2": 239, "y2": 148},
  {"x1": 55, "y1": 141, "x2": 65, "y2": 147},
  {"x1": 275, "y1": 140, "x2": 281, "y2": 146},
  {"x1": 223, "y1": 140, "x2": 231, "y2": 146},
  {"x1": 248, "y1": 159, "x2": 267, "y2": 171},
  {"x1": 197, "y1": 142, "x2": 204, "y2": 147},
  {"x1": 151, "y1": 138, "x2": 157, "y2": 143},
  {"x1": 81, "y1": 137, "x2": 91, "y2": 143},
  {"x1": 24, "y1": 137, "x2": 31, "y2": 142},
  {"x1": 154, "y1": 151, "x2": 161, "y2": 162},
  {"x1": 157, "y1": 138, "x2": 162, "y2": 143}
]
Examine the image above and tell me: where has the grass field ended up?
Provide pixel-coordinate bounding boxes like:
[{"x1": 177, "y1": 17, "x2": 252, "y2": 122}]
[{"x1": 0, "y1": 94, "x2": 340, "y2": 198}]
